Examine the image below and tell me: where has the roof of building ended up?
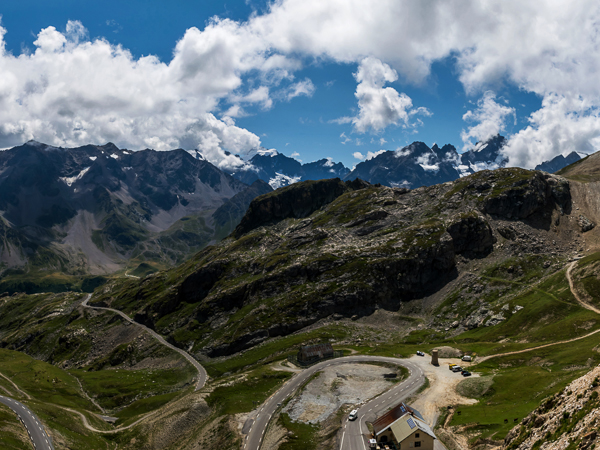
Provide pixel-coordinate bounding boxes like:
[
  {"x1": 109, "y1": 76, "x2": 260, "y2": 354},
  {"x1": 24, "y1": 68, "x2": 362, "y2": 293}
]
[
  {"x1": 372, "y1": 402, "x2": 421, "y2": 435},
  {"x1": 388, "y1": 414, "x2": 436, "y2": 443},
  {"x1": 298, "y1": 343, "x2": 334, "y2": 359}
]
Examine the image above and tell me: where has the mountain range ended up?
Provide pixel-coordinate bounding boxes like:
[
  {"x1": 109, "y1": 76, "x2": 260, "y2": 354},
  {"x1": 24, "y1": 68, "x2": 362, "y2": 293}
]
[
  {"x1": 0, "y1": 137, "x2": 584, "y2": 286},
  {"x1": 0, "y1": 141, "x2": 272, "y2": 278},
  {"x1": 225, "y1": 134, "x2": 583, "y2": 189}
]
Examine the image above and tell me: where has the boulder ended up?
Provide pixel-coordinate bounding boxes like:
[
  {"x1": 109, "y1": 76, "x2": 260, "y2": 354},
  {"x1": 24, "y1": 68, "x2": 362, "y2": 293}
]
[{"x1": 578, "y1": 215, "x2": 596, "y2": 232}]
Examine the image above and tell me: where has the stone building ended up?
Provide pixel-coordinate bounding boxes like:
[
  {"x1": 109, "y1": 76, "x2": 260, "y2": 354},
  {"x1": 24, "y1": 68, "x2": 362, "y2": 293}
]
[{"x1": 297, "y1": 343, "x2": 334, "y2": 364}]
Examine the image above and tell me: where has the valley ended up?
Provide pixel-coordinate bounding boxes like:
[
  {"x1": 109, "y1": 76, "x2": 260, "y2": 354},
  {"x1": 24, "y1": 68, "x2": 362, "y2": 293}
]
[{"x1": 2, "y1": 148, "x2": 600, "y2": 449}]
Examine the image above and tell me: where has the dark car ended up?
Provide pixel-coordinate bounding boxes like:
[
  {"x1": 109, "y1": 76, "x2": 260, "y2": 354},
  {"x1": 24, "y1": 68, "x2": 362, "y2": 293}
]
[
  {"x1": 462, "y1": 371, "x2": 471, "y2": 377},
  {"x1": 416, "y1": 351, "x2": 425, "y2": 356}
]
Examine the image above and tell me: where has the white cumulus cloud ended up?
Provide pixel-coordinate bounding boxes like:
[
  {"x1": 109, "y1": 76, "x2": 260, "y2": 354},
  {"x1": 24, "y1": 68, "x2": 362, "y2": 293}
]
[
  {"x1": 461, "y1": 91, "x2": 515, "y2": 151},
  {"x1": 503, "y1": 94, "x2": 600, "y2": 168},
  {"x1": 1, "y1": 0, "x2": 600, "y2": 168},
  {"x1": 350, "y1": 57, "x2": 415, "y2": 133}
]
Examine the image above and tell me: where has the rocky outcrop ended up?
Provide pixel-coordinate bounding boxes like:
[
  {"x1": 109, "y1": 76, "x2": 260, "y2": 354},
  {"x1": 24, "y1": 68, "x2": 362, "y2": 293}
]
[
  {"x1": 503, "y1": 365, "x2": 600, "y2": 449},
  {"x1": 234, "y1": 178, "x2": 367, "y2": 237},
  {"x1": 92, "y1": 166, "x2": 583, "y2": 358},
  {"x1": 481, "y1": 171, "x2": 571, "y2": 219},
  {"x1": 446, "y1": 213, "x2": 495, "y2": 255}
]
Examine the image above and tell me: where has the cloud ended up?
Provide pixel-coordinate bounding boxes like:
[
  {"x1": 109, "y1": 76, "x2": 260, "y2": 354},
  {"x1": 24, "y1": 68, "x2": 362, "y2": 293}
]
[
  {"x1": 353, "y1": 150, "x2": 386, "y2": 161},
  {"x1": 333, "y1": 57, "x2": 430, "y2": 134},
  {"x1": 0, "y1": 20, "x2": 281, "y2": 169},
  {"x1": 2, "y1": 1, "x2": 600, "y2": 168},
  {"x1": 503, "y1": 94, "x2": 600, "y2": 168},
  {"x1": 229, "y1": 86, "x2": 273, "y2": 110},
  {"x1": 366, "y1": 149, "x2": 386, "y2": 160},
  {"x1": 415, "y1": 152, "x2": 440, "y2": 172},
  {"x1": 349, "y1": 57, "x2": 415, "y2": 133},
  {"x1": 284, "y1": 78, "x2": 316, "y2": 100},
  {"x1": 461, "y1": 91, "x2": 515, "y2": 150},
  {"x1": 340, "y1": 132, "x2": 352, "y2": 144},
  {"x1": 290, "y1": 151, "x2": 302, "y2": 161}
]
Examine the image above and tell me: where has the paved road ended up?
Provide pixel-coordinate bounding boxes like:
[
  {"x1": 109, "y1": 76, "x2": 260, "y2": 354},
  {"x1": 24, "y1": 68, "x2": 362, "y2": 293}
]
[
  {"x1": 82, "y1": 294, "x2": 208, "y2": 390},
  {"x1": 0, "y1": 395, "x2": 54, "y2": 450},
  {"x1": 243, "y1": 355, "x2": 424, "y2": 450}
]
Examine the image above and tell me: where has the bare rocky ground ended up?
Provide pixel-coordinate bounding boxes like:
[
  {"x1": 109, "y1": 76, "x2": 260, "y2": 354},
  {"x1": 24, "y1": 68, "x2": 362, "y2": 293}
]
[{"x1": 282, "y1": 363, "x2": 395, "y2": 424}]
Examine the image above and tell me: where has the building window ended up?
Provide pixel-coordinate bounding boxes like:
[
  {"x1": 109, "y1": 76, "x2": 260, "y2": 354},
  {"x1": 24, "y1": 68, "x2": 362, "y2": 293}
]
[
  {"x1": 415, "y1": 433, "x2": 420, "y2": 438},
  {"x1": 415, "y1": 442, "x2": 421, "y2": 447}
]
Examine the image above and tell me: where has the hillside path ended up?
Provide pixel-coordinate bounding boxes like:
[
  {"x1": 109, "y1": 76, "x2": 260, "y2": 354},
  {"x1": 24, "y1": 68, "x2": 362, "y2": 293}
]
[
  {"x1": 81, "y1": 294, "x2": 207, "y2": 390},
  {"x1": 566, "y1": 260, "x2": 600, "y2": 314},
  {"x1": 477, "y1": 261, "x2": 600, "y2": 363}
]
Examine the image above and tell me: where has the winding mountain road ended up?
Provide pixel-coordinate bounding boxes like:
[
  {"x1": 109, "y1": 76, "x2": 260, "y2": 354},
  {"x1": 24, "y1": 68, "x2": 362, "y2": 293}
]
[
  {"x1": 0, "y1": 395, "x2": 54, "y2": 450},
  {"x1": 243, "y1": 355, "x2": 425, "y2": 450},
  {"x1": 82, "y1": 294, "x2": 207, "y2": 390}
]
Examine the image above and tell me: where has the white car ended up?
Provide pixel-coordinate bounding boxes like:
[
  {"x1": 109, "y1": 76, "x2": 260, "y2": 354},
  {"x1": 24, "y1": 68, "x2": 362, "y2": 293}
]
[
  {"x1": 416, "y1": 351, "x2": 425, "y2": 356},
  {"x1": 349, "y1": 410, "x2": 358, "y2": 421}
]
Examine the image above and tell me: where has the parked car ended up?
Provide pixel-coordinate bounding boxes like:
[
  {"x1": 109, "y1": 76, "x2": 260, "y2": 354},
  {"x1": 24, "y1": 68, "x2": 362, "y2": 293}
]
[
  {"x1": 416, "y1": 351, "x2": 425, "y2": 356},
  {"x1": 452, "y1": 366, "x2": 463, "y2": 372},
  {"x1": 462, "y1": 371, "x2": 472, "y2": 377},
  {"x1": 462, "y1": 355, "x2": 472, "y2": 362},
  {"x1": 449, "y1": 363, "x2": 457, "y2": 370},
  {"x1": 349, "y1": 410, "x2": 358, "y2": 421}
]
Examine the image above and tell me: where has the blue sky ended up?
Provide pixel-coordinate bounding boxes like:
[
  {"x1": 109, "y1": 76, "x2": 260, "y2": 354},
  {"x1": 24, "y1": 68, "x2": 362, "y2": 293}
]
[{"x1": 0, "y1": 1, "x2": 598, "y2": 170}]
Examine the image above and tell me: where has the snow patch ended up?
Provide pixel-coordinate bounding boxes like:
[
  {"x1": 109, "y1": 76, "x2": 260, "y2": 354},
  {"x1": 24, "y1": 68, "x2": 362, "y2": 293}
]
[
  {"x1": 390, "y1": 180, "x2": 412, "y2": 188},
  {"x1": 123, "y1": 167, "x2": 133, "y2": 171},
  {"x1": 89, "y1": 156, "x2": 97, "y2": 161},
  {"x1": 110, "y1": 154, "x2": 119, "y2": 159},
  {"x1": 456, "y1": 164, "x2": 472, "y2": 177},
  {"x1": 60, "y1": 167, "x2": 90, "y2": 187},
  {"x1": 415, "y1": 153, "x2": 440, "y2": 173},
  {"x1": 269, "y1": 172, "x2": 301, "y2": 189},
  {"x1": 473, "y1": 142, "x2": 489, "y2": 152}
]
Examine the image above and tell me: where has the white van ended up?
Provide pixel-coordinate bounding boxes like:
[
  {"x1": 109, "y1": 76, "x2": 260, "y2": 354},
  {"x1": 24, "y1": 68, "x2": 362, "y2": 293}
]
[
  {"x1": 462, "y1": 355, "x2": 472, "y2": 362},
  {"x1": 349, "y1": 410, "x2": 358, "y2": 421}
]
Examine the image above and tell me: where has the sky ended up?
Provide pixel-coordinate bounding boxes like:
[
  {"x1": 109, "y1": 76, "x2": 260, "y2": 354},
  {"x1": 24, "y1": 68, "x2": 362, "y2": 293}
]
[{"x1": 0, "y1": 0, "x2": 599, "y2": 170}]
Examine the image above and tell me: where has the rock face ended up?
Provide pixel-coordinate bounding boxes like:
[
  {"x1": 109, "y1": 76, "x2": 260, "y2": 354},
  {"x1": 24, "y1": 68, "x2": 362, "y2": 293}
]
[
  {"x1": 503, "y1": 365, "x2": 600, "y2": 450},
  {"x1": 446, "y1": 213, "x2": 495, "y2": 254},
  {"x1": 0, "y1": 141, "x2": 263, "y2": 274},
  {"x1": 480, "y1": 170, "x2": 571, "y2": 219},
  {"x1": 93, "y1": 167, "x2": 574, "y2": 358},
  {"x1": 233, "y1": 178, "x2": 362, "y2": 238}
]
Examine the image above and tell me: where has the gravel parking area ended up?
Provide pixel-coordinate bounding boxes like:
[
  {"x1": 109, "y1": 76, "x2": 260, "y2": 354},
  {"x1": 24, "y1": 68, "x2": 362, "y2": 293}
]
[{"x1": 282, "y1": 363, "x2": 395, "y2": 424}]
